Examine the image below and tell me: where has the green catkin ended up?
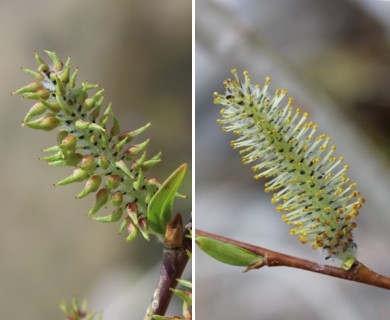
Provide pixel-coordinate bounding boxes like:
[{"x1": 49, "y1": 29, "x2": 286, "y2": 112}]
[
  {"x1": 214, "y1": 69, "x2": 365, "y2": 264},
  {"x1": 13, "y1": 50, "x2": 162, "y2": 242}
]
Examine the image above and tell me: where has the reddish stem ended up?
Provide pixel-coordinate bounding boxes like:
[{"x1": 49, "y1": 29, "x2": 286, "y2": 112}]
[{"x1": 196, "y1": 229, "x2": 390, "y2": 290}]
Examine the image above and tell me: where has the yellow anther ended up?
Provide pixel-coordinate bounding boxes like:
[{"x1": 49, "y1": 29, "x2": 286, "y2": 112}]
[{"x1": 299, "y1": 235, "x2": 308, "y2": 244}]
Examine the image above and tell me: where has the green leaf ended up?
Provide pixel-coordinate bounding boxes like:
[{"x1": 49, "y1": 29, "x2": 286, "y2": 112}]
[
  {"x1": 147, "y1": 163, "x2": 187, "y2": 235},
  {"x1": 172, "y1": 288, "x2": 192, "y2": 306},
  {"x1": 196, "y1": 235, "x2": 265, "y2": 267}
]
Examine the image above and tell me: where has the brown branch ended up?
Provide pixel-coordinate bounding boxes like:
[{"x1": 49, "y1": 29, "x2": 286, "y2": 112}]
[
  {"x1": 196, "y1": 229, "x2": 390, "y2": 290},
  {"x1": 144, "y1": 214, "x2": 192, "y2": 319}
]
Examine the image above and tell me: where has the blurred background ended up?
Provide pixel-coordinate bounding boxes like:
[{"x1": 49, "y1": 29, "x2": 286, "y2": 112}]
[
  {"x1": 196, "y1": 0, "x2": 390, "y2": 319},
  {"x1": 0, "y1": 1, "x2": 191, "y2": 319}
]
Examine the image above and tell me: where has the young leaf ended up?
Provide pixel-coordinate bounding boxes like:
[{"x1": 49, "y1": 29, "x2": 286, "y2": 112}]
[
  {"x1": 147, "y1": 163, "x2": 187, "y2": 235},
  {"x1": 196, "y1": 235, "x2": 265, "y2": 268}
]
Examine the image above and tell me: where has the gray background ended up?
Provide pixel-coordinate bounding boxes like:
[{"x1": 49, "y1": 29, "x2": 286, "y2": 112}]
[
  {"x1": 196, "y1": 0, "x2": 390, "y2": 319},
  {"x1": 0, "y1": 1, "x2": 191, "y2": 319}
]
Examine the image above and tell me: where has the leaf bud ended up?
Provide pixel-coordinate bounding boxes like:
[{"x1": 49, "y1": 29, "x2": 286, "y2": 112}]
[
  {"x1": 40, "y1": 99, "x2": 61, "y2": 113},
  {"x1": 55, "y1": 94, "x2": 73, "y2": 114},
  {"x1": 13, "y1": 81, "x2": 43, "y2": 95},
  {"x1": 60, "y1": 135, "x2": 77, "y2": 153},
  {"x1": 110, "y1": 113, "x2": 120, "y2": 137},
  {"x1": 115, "y1": 160, "x2": 133, "y2": 178},
  {"x1": 34, "y1": 51, "x2": 49, "y2": 74},
  {"x1": 130, "y1": 151, "x2": 147, "y2": 170},
  {"x1": 127, "y1": 201, "x2": 139, "y2": 226},
  {"x1": 113, "y1": 137, "x2": 128, "y2": 153},
  {"x1": 90, "y1": 96, "x2": 104, "y2": 120},
  {"x1": 37, "y1": 63, "x2": 49, "y2": 74},
  {"x1": 87, "y1": 122, "x2": 105, "y2": 132},
  {"x1": 74, "y1": 119, "x2": 90, "y2": 130},
  {"x1": 79, "y1": 155, "x2": 95, "y2": 172},
  {"x1": 119, "y1": 216, "x2": 130, "y2": 234},
  {"x1": 76, "y1": 175, "x2": 102, "y2": 199},
  {"x1": 126, "y1": 221, "x2": 139, "y2": 242},
  {"x1": 54, "y1": 74, "x2": 66, "y2": 97},
  {"x1": 56, "y1": 168, "x2": 89, "y2": 186},
  {"x1": 98, "y1": 156, "x2": 109, "y2": 170},
  {"x1": 140, "y1": 159, "x2": 161, "y2": 171},
  {"x1": 23, "y1": 89, "x2": 51, "y2": 100},
  {"x1": 57, "y1": 130, "x2": 69, "y2": 145},
  {"x1": 44, "y1": 50, "x2": 63, "y2": 71},
  {"x1": 93, "y1": 207, "x2": 123, "y2": 223},
  {"x1": 42, "y1": 145, "x2": 60, "y2": 153},
  {"x1": 100, "y1": 132, "x2": 109, "y2": 149},
  {"x1": 23, "y1": 102, "x2": 47, "y2": 124},
  {"x1": 88, "y1": 188, "x2": 109, "y2": 215},
  {"x1": 147, "y1": 177, "x2": 161, "y2": 189},
  {"x1": 133, "y1": 170, "x2": 143, "y2": 191},
  {"x1": 124, "y1": 139, "x2": 150, "y2": 158},
  {"x1": 25, "y1": 115, "x2": 60, "y2": 131},
  {"x1": 118, "y1": 122, "x2": 151, "y2": 143},
  {"x1": 69, "y1": 67, "x2": 78, "y2": 89},
  {"x1": 110, "y1": 191, "x2": 123, "y2": 207},
  {"x1": 21, "y1": 67, "x2": 44, "y2": 81},
  {"x1": 82, "y1": 89, "x2": 105, "y2": 112},
  {"x1": 39, "y1": 152, "x2": 63, "y2": 162},
  {"x1": 59, "y1": 57, "x2": 71, "y2": 83},
  {"x1": 47, "y1": 153, "x2": 82, "y2": 166},
  {"x1": 106, "y1": 174, "x2": 121, "y2": 189},
  {"x1": 138, "y1": 217, "x2": 149, "y2": 240}
]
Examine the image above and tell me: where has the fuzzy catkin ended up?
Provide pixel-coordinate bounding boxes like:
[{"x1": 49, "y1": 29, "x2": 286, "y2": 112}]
[{"x1": 214, "y1": 69, "x2": 365, "y2": 263}]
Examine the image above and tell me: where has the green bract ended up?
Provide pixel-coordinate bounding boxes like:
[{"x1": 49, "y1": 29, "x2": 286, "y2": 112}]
[
  {"x1": 59, "y1": 298, "x2": 102, "y2": 320},
  {"x1": 214, "y1": 69, "x2": 365, "y2": 264},
  {"x1": 13, "y1": 50, "x2": 178, "y2": 241}
]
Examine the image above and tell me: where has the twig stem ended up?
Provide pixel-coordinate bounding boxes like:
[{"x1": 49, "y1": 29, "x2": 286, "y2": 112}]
[
  {"x1": 144, "y1": 215, "x2": 191, "y2": 319},
  {"x1": 196, "y1": 229, "x2": 390, "y2": 290}
]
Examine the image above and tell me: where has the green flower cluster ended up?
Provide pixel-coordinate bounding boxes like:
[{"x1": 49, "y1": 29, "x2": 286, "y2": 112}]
[
  {"x1": 214, "y1": 69, "x2": 365, "y2": 264},
  {"x1": 59, "y1": 298, "x2": 102, "y2": 320},
  {"x1": 13, "y1": 50, "x2": 163, "y2": 242}
]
